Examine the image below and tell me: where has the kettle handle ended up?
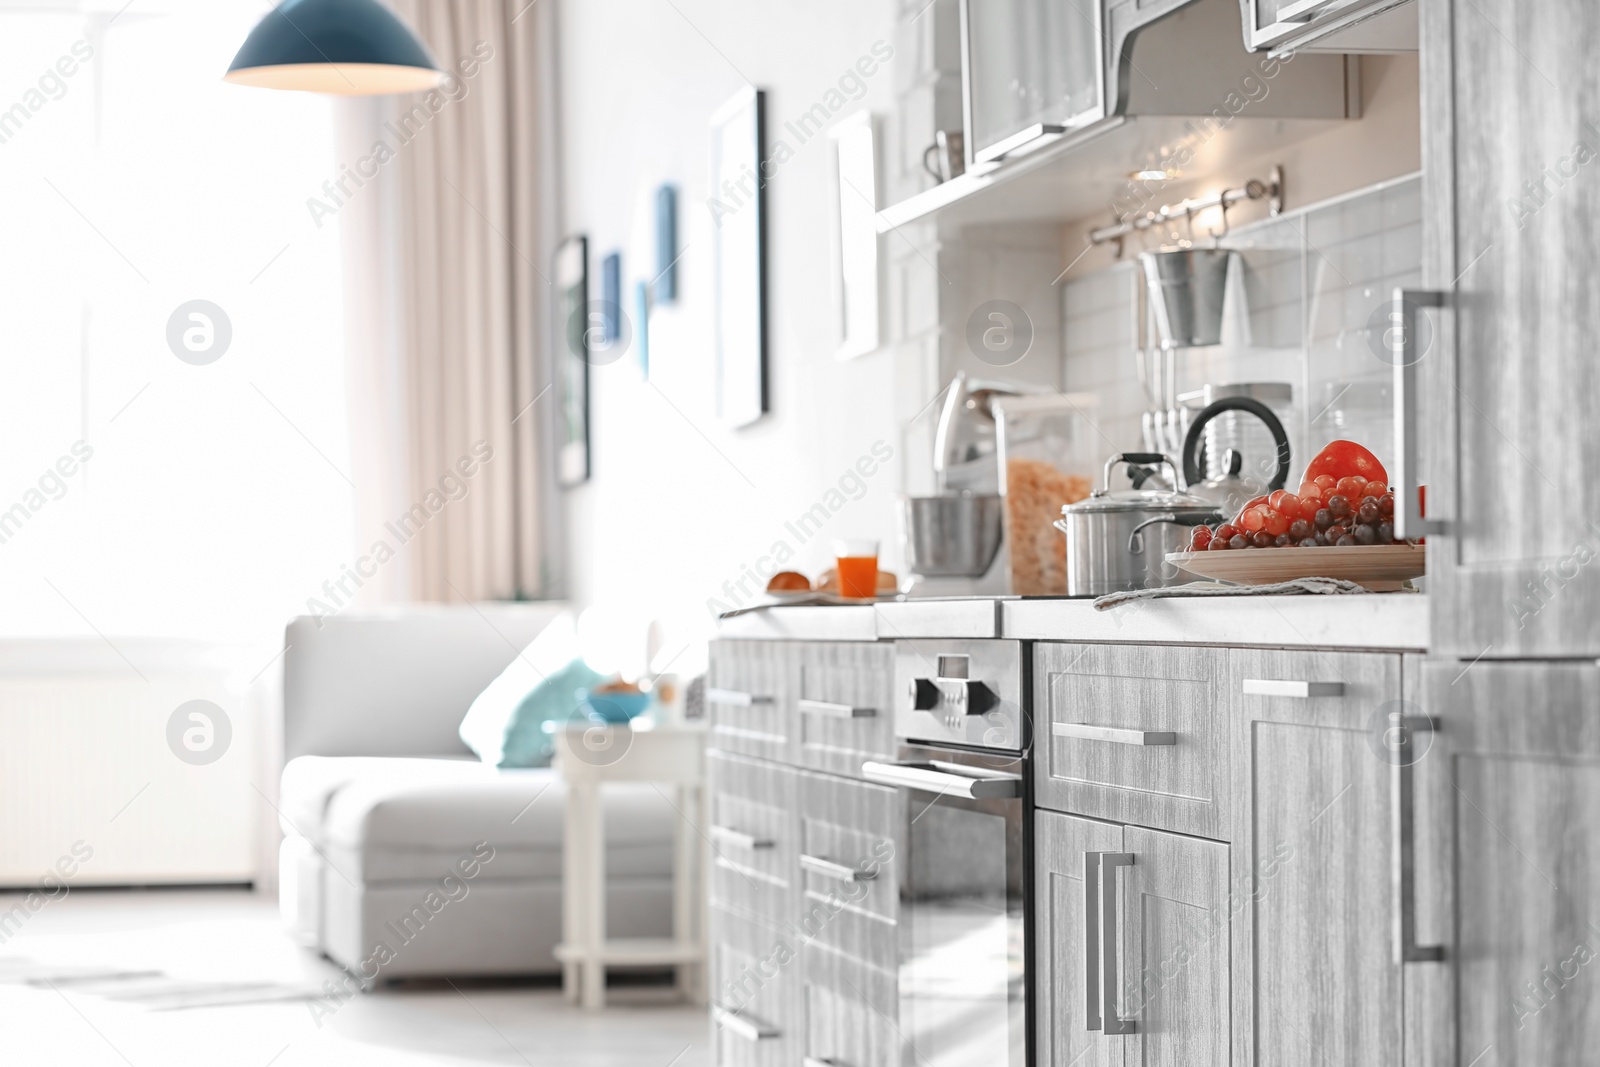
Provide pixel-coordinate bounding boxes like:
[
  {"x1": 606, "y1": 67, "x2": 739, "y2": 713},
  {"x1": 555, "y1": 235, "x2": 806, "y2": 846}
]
[{"x1": 1180, "y1": 397, "x2": 1291, "y2": 492}]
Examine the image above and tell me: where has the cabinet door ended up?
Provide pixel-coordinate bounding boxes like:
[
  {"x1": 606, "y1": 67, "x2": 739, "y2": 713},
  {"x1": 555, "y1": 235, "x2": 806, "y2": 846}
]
[
  {"x1": 1240, "y1": 0, "x2": 1310, "y2": 48},
  {"x1": 708, "y1": 640, "x2": 794, "y2": 763},
  {"x1": 1420, "y1": 0, "x2": 1600, "y2": 657},
  {"x1": 1036, "y1": 812, "x2": 1232, "y2": 1066},
  {"x1": 1118, "y1": 827, "x2": 1232, "y2": 1067},
  {"x1": 1035, "y1": 810, "x2": 1124, "y2": 1067},
  {"x1": 1229, "y1": 648, "x2": 1407, "y2": 1066},
  {"x1": 1416, "y1": 660, "x2": 1600, "y2": 1066},
  {"x1": 962, "y1": 0, "x2": 1102, "y2": 163}
]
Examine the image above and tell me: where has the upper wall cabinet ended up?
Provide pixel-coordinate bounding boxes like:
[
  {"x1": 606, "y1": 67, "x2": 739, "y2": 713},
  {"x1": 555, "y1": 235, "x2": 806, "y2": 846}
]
[
  {"x1": 961, "y1": 0, "x2": 1104, "y2": 164},
  {"x1": 1240, "y1": 0, "x2": 1418, "y2": 54}
]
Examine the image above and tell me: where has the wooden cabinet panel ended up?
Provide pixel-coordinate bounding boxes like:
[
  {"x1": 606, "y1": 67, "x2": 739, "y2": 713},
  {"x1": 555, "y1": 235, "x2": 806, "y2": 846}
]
[
  {"x1": 1035, "y1": 810, "x2": 1231, "y2": 1066},
  {"x1": 1421, "y1": 0, "x2": 1600, "y2": 657},
  {"x1": 708, "y1": 749, "x2": 799, "y2": 924},
  {"x1": 1121, "y1": 826, "x2": 1231, "y2": 1067},
  {"x1": 801, "y1": 943, "x2": 899, "y2": 1067},
  {"x1": 1229, "y1": 648, "x2": 1405, "y2": 1067},
  {"x1": 796, "y1": 641, "x2": 896, "y2": 779},
  {"x1": 709, "y1": 640, "x2": 795, "y2": 764},
  {"x1": 710, "y1": 904, "x2": 799, "y2": 1067},
  {"x1": 1036, "y1": 642, "x2": 1230, "y2": 840},
  {"x1": 797, "y1": 770, "x2": 899, "y2": 925},
  {"x1": 1036, "y1": 810, "x2": 1124, "y2": 1067},
  {"x1": 1417, "y1": 660, "x2": 1600, "y2": 1067}
]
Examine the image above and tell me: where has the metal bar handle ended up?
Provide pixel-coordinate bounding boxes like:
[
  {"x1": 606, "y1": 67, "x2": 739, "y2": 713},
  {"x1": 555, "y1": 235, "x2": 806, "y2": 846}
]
[
  {"x1": 1084, "y1": 851, "x2": 1102, "y2": 1032},
  {"x1": 709, "y1": 825, "x2": 773, "y2": 852},
  {"x1": 1393, "y1": 288, "x2": 1448, "y2": 540},
  {"x1": 1391, "y1": 714, "x2": 1445, "y2": 964},
  {"x1": 860, "y1": 760, "x2": 1023, "y2": 799},
  {"x1": 705, "y1": 687, "x2": 774, "y2": 707},
  {"x1": 799, "y1": 854, "x2": 875, "y2": 884},
  {"x1": 803, "y1": 1059, "x2": 846, "y2": 1067},
  {"x1": 1055, "y1": 722, "x2": 1176, "y2": 746},
  {"x1": 1241, "y1": 679, "x2": 1345, "y2": 699},
  {"x1": 1100, "y1": 852, "x2": 1136, "y2": 1035},
  {"x1": 798, "y1": 698, "x2": 876, "y2": 720},
  {"x1": 1100, "y1": 452, "x2": 1176, "y2": 494},
  {"x1": 714, "y1": 1006, "x2": 779, "y2": 1042}
]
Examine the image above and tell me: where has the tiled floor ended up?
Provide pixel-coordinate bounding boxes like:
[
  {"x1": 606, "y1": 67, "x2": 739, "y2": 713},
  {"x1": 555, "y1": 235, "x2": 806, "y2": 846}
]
[{"x1": 0, "y1": 888, "x2": 709, "y2": 1067}]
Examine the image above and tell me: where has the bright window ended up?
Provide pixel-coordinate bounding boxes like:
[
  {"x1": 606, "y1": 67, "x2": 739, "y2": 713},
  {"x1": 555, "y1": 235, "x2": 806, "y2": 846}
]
[{"x1": 0, "y1": 1, "x2": 352, "y2": 645}]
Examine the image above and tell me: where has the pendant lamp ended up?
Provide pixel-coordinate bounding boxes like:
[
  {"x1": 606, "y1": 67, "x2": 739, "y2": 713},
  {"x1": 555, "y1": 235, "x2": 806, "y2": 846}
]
[{"x1": 226, "y1": 0, "x2": 443, "y2": 95}]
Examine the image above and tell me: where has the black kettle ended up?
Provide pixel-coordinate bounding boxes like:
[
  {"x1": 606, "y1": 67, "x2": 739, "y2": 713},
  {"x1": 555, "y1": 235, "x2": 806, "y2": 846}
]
[{"x1": 1180, "y1": 396, "x2": 1292, "y2": 515}]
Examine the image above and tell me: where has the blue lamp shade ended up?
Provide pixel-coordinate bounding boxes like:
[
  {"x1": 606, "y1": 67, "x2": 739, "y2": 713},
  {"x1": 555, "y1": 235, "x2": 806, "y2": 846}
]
[{"x1": 225, "y1": 0, "x2": 443, "y2": 95}]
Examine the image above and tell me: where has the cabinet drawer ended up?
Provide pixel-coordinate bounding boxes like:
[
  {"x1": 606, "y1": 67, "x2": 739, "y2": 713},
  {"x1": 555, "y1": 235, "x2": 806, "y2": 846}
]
[
  {"x1": 796, "y1": 642, "x2": 896, "y2": 778},
  {"x1": 797, "y1": 895, "x2": 896, "y2": 977},
  {"x1": 709, "y1": 640, "x2": 794, "y2": 764},
  {"x1": 802, "y1": 947, "x2": 899, "y2": 1067},
  {"x1": 711, "y1": 904, "x2": 798, "y2": 1067},
  {"x1": 708, "y1": 750, "x2": 798, "y2": 921},
  {"x1": 1035, "y1": 642, "x2": 1229, "y2": 840},
  {"x1": 798, "y1": 770, "x2": 899, "y2": 923}
]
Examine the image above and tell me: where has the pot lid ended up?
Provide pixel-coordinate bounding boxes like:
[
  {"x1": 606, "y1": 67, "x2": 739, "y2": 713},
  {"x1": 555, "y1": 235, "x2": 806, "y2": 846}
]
[{"x1": 1063, "y1": 486, "x2": 1218, "y2": 515}]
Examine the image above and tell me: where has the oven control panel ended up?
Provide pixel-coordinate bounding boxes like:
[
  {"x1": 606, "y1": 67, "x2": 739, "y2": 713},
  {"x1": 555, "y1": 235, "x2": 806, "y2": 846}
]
[{"x1": 893, "y1": 639, "x2": 1024, "y2": 752}]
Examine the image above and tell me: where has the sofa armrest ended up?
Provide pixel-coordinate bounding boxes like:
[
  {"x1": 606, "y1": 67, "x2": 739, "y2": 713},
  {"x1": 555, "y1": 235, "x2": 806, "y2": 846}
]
[{"x1": 282, "y1": 604, "x2": 565, "y2": 760}]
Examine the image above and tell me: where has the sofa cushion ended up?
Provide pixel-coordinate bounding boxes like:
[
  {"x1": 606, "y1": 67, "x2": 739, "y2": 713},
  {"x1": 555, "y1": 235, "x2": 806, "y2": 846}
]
[
  {"x1": 278, "y1": 755, "x2": 484, "y2": 841},
  {"x1": 458, "y1": 611, "x2": 604, "y2": 768},
  {"x1": 317, "y1": 767, "x2": 678, "y2": 885}
]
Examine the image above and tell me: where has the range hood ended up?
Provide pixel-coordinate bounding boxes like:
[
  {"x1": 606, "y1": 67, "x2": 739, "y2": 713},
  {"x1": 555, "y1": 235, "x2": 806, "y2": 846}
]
[{"x1": 880, "y1": 0, "x2": 1359, "y2": 232}]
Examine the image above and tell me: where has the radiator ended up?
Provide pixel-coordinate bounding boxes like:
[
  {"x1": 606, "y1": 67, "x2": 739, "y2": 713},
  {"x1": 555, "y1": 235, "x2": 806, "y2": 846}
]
[{"x1": 0, "y1": 639, "x2": 260, "y2": 887}]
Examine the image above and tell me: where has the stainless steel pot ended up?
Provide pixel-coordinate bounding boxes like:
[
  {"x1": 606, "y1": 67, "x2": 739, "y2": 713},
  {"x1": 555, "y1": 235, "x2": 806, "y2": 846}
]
[{"x1": 1053, "y1": 453, "x2": 1221, "y2": 597}]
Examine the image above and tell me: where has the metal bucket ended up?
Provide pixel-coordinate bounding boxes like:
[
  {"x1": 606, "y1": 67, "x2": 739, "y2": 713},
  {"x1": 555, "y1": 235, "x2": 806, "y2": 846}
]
[{"x1": 1140, "y1": 248, "x2": 1235, "y2": 349}]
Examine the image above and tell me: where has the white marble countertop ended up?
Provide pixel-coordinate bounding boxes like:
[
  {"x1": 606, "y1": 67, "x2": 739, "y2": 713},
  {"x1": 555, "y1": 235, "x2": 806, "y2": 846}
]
[{"x1": 719, "y1": 593, "x2": 1428, "y2": 651}]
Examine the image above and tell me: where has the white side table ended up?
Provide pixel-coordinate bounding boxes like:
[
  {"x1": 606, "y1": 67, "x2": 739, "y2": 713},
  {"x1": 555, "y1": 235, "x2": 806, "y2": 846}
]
[{"x1": 552, "y1": 720, "x2": 707, "y2": 1010}]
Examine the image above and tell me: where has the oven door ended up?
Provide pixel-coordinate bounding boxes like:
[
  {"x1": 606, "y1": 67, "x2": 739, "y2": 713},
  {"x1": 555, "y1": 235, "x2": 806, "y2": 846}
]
[{"x1": 862, "y1": 746, "x2": 1028, "y2": 1067}]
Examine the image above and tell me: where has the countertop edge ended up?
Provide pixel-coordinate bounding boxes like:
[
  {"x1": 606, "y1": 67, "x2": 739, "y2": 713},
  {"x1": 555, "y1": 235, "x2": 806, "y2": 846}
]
[{"x1": 718, "y1": 594, "x2": 1429, "y2": 651}]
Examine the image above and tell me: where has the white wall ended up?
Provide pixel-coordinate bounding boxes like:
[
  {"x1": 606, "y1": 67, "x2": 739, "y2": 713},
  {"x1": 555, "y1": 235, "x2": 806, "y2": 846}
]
[{"x1": 553, "y1": 0, "x2": 910, "y2": 628}]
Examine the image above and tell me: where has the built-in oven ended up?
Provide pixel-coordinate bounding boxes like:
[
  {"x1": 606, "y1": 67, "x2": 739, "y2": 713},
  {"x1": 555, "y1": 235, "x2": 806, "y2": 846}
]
[{"x1": 859, "y1": 639, "x2": 1030, "y2": 1067}]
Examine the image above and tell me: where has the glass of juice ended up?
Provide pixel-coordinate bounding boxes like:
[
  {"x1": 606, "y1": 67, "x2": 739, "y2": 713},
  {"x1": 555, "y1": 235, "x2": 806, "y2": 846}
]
[{"x1": 833, "y1": 539, "x2": 880, "y2": 599}]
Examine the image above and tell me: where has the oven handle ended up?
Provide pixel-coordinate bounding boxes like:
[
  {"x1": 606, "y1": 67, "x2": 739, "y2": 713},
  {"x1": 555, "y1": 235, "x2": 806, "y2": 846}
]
[{"x1": 860, "y1": 760, "x2": 1022, "y2": 800}]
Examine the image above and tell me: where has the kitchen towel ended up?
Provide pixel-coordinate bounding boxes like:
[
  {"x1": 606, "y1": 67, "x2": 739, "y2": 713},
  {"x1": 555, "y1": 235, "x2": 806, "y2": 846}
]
[{"x1": 1092, "y1": 576, "x2": 1383, "y2": 610}]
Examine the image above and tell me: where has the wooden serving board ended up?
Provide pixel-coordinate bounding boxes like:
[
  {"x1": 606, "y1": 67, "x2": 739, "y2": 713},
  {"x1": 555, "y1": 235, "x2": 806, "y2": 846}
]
[{"x1": 1165, "y1": 544, "x2": 1426, "y2": 592}]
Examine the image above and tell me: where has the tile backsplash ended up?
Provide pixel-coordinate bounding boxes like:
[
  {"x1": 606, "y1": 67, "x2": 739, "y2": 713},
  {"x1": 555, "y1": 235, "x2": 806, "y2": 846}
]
[{"x1": 1062, "y1": 175, "x2": 1422, "y2": 485}]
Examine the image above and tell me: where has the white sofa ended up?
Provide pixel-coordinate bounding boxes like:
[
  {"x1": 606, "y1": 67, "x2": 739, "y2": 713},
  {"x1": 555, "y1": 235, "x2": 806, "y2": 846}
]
[{"x1": 277, "y1": 605, "x2": 676, "y2": 981}]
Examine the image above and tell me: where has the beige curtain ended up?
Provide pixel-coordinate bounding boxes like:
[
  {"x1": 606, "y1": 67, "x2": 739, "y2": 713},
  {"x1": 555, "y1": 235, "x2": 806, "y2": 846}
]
[{"x1": 339, "y1": 0, "x2": 558, "y2": 606}]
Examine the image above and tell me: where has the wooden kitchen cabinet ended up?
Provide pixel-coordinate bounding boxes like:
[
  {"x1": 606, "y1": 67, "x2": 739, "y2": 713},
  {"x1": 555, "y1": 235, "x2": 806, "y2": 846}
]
[
  {"x1": 707, "y1": 749, "x2": 800, "y2": 926},
  {"x1": 1239, "y1": 0, "x2": 1415, "y2": 52},
  {"x1": 1035, "y1": 809, "x2": 1231, "y2": 1066},
  {"x1": 795, "y1": 642, "x2": 896, "y2": 780},
  {"x1": 708, "y1": 640, "x2": 795, "y2": 764},
  {"x1": 1228, "y1": 648, "x2": 1408, "y2": 1066},
  {"x1": 1419, "y1": 0, "x2": 1600, "y2": 658},
  {"x1": 1036, "y1": 642, "x2": 1231, "y2": 841},
  {"x1": 710, "y1": 904, "x2": 800, "y2": 1067},
  {"x1": 1412, "y1": 661, "x2": 1600, "y2": 1066}
]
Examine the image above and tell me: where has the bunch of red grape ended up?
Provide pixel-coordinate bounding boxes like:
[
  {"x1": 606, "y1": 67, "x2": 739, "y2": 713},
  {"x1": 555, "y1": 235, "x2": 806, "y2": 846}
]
[{"x1": 1188, "y1": 475, "x2": 1404, "y2": 551}]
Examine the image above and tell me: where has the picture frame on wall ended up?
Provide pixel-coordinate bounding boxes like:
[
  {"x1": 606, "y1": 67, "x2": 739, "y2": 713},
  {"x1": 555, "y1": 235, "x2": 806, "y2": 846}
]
[
  {"x1": 828, "y1": 110, "x2": 882, "y2": 361},
  {"x1": 554, "y1": 235, "x2": 590, "y2": 487},
  {"x1": 709, "y1": 87, "x2": 769, "y2": 429}
]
